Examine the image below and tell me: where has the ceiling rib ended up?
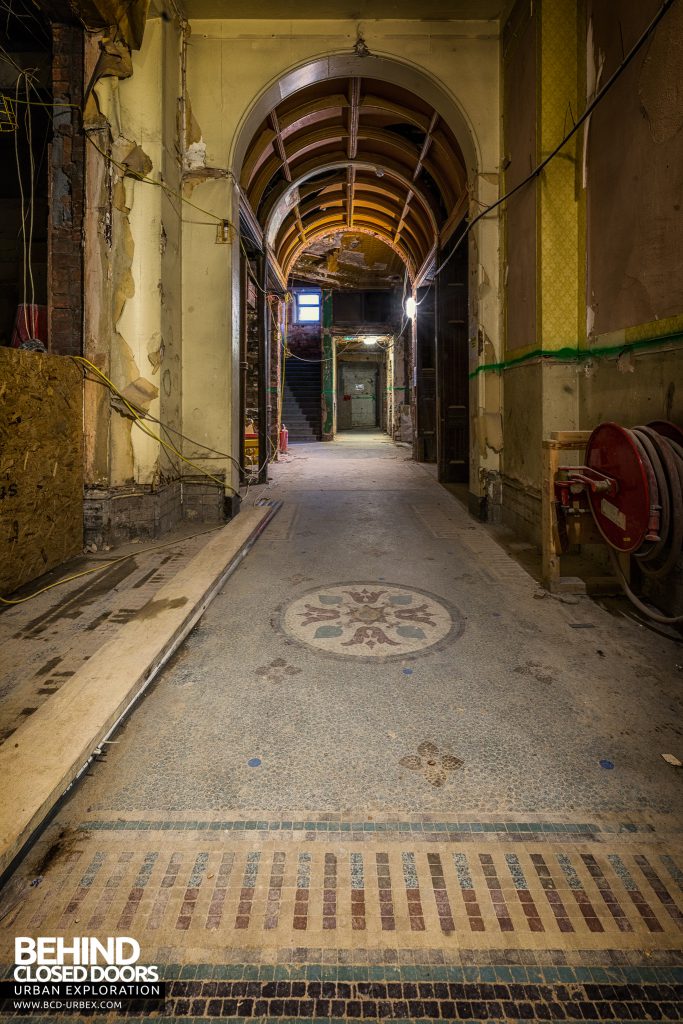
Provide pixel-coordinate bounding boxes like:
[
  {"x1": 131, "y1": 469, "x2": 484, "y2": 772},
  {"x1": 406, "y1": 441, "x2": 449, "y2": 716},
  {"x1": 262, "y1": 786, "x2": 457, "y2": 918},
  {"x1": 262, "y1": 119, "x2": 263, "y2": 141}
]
[
  {"x1": 270, "y1": 109, "x2": 292, "y2": 182},
  {"x1": 413, "y1": 110, "x2": 439, "y2": 182},
  {"x1": 348, "y1": 77, "x2": 361, "y2": 160},
  {"x1": 346, "y1": 165, "x2": 355, "y2": 227},
  {"x1": 241, "y1": 75, "x2": 468, "y2": 280}
]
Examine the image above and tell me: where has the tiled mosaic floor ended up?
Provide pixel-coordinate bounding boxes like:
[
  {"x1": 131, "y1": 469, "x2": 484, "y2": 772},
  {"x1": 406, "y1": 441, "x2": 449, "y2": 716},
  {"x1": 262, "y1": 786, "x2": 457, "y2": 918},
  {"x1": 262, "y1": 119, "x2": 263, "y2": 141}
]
[
  {"x1": 2, "y1": 435, "x2": 682, "y2": 1022},
  {"x1": 5, "y1": 817, "x2": 683, "y2": 950},
  {"x1": 0, "y1": 527, "x2": 216, "y2": 746},
  {"x1": 2, "y1": 813, "x2": 682, "y2": 1019},
  {"x1": 279, "y1": 584, "x2": 459, "y2": 659}
]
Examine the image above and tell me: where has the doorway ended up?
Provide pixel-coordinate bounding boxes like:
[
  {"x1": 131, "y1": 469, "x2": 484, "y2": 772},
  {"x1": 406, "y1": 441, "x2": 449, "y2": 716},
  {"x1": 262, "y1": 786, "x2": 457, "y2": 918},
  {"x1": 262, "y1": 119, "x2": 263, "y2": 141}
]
[{"x1": 338, "y1": 361, "x2": 379, "y2": 430}]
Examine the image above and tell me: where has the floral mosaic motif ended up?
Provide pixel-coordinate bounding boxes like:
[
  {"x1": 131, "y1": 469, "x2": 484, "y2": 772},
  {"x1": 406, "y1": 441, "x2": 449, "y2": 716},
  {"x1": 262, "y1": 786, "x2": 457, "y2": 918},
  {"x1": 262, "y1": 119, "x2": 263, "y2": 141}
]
[
  {"x1": 342, "y1": 626, "x2": 400, "y2": 649},
  {"x1": 256, "y1": 658, "x2": 303, "y2": 683},
  {"x1": 344, "y1": 589, "x2": 386, "y2": 604},
  {"x1": 282, "y1": 582, "x2": 457, "y2": 659},
  {"x1": 400, "y1": 741, "x2": 463, "y2": 787}
]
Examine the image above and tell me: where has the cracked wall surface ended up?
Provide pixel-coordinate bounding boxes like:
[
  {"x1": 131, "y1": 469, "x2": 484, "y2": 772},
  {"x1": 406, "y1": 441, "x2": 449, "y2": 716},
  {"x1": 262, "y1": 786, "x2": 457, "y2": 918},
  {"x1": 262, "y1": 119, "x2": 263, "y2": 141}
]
[{"x1": 82, "y1": 12, "x2": 189, "y2": 535}]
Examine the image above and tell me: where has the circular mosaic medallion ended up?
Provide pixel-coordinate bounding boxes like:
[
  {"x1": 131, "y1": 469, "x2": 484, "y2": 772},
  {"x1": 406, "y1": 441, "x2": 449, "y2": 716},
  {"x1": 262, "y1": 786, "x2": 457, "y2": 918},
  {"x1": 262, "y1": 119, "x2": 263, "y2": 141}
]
[{"x1": 280, "y1": 582, "x2": 462, "y2": 659}]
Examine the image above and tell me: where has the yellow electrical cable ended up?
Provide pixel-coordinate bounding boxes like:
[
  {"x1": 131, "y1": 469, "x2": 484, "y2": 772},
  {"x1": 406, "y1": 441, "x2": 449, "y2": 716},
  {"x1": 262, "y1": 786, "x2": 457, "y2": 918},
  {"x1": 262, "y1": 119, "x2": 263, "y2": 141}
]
[
  {"x1": 0, "y1": 562, "x2": 121, "y2": 605},
  {"x1": 0, "y1": 524, "x2": 226, "y2": 607},
  {"x1": 84, "y1": 132, "x2": 235, "y2": 230},
  {"x1": 73, "y1": 357, "x2": 239, "y2": 494},
  {"x1": 1, "y1": 47, "x2": 235, "y2": 235}
]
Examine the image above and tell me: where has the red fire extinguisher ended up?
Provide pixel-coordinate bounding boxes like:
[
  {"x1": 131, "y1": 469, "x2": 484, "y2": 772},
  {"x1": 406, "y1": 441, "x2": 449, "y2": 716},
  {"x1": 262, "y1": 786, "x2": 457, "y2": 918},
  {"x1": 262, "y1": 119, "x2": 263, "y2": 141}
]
[{"x1": 279, "y1": 424, "x2": 288, "y2": 453}]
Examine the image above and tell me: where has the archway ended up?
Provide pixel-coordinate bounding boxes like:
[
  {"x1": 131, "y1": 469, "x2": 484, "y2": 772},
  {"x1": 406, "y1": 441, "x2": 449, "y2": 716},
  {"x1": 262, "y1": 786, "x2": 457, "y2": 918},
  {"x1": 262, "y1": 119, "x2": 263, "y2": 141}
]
[{"x1": 234, "y1": 53, "x2": 476, "y2": 482}]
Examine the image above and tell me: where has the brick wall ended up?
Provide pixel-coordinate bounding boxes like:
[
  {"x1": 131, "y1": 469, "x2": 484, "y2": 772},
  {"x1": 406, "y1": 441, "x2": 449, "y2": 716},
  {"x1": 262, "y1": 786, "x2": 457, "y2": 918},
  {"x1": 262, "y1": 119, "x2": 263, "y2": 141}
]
[{"x1": 49, "y1": 23, "x2": 84, "y2": 356}]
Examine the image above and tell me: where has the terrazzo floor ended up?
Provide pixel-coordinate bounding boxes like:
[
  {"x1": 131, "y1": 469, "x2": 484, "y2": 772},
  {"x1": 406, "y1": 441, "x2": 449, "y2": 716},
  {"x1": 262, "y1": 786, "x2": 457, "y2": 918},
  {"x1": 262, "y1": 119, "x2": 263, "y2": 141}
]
[{"x1": 1, "y1": 432, "x2": 682, "y2": 1023}]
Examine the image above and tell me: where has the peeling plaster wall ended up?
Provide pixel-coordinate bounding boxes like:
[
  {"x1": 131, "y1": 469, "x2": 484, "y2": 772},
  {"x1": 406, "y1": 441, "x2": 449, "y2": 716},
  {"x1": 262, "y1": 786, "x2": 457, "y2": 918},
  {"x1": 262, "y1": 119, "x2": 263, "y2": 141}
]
[
  {"x1": 83, "y1": 12, "x2": 190, "y2": 539},
  {"x1": 499, "y1": 0, "x2": 683, "y2": 570},
  {"x1": 116, "y1": 18, "x2": 164, "y2": 486}
]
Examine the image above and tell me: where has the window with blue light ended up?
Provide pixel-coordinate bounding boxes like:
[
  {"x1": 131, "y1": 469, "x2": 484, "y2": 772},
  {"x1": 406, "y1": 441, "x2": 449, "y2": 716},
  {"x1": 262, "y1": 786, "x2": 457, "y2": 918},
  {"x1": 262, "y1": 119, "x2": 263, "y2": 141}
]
[{"x1": 295, "y1": 290, "x2": 322, "y2": 324}]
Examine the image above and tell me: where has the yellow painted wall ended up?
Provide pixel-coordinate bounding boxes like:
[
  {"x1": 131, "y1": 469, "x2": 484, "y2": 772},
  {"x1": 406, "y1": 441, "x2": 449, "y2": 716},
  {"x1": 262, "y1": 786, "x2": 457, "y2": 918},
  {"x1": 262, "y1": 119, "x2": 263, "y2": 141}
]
[
  {"x1": 83, "y1": 13, "x2": 503, "y2": 506},
  {"x1": 182, "y1": 16, "x2": 502, "y2": 497},
  {"x1": 84, "y1": 14, "x2": 185, "y2": 492}
]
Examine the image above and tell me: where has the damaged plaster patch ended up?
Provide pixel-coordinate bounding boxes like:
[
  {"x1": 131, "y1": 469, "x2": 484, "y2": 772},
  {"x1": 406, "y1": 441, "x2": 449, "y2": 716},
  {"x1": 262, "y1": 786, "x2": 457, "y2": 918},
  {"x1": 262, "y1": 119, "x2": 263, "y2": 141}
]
[
  {"x1": 118, "y1": 376, "x2": 159, "y2": 413},
  {"x1": 185, "y1": 92, "x2": 202, "y2": 147},
  {"x1": 183, "y1": 92, "x2": 207, "y2": 170},
  {"x1": 95, "y1": 36, "x2": 134, "y2": 82},
  {"x1": 147, "y1": 333, "x2": 165, "y2": 374},
  {"x1": 617, "y1": 350, "x2": 635, "y2": 374},
  {"x1": 184, "y1": 139, "x2": 207, "y2": 171},
  {"x1": 639, "y1": 3, "x2": 683, "y2": 144},
  {"x1": 111, "y1": 179, "x2": 135, "y2": 325},
  {"x1": 120, "y1": 143, "x2": 153, "y2": 179},
  {"x1": 482, "y1": 411, "x2": 503, "y2": 453}
]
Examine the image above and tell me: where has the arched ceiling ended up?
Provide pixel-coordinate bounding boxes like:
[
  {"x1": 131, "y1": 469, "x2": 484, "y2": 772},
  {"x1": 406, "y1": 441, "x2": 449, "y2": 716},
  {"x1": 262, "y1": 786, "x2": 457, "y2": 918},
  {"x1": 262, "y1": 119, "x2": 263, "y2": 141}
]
[
  {"x1": 291, "y1": 231, "x2": 406, "y2": 290},
  {"x1": 240, "y1": 76, "x2": 468, "y2": 281}
]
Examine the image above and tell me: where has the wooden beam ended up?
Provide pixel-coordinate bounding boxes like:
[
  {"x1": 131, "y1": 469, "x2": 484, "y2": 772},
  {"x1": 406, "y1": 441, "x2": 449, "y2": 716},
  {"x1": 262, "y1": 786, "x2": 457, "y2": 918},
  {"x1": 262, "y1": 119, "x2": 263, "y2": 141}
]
[
  {"x1": 348, "y1": 77, "x2": 361, "y2": 160},
  {"x1": 269, "y1": 110, "x2": 292, "y2": 183},
  {"x1": 413, "y1": 110, "x2": 439, "y2": 182},
  {"x1": 346, "y1": 165, "x2": 355, "y2": 227},
  {"x1": 394, "y1": 188, "x2": 414, "y2": 244}
]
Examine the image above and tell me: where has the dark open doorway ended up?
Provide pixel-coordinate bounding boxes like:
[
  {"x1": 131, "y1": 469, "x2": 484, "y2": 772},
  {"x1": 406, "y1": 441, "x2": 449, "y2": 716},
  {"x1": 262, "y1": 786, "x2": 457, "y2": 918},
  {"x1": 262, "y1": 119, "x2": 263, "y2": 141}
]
[{"x1": 436, "y1": 221, "x2": 470, "y2": 484}]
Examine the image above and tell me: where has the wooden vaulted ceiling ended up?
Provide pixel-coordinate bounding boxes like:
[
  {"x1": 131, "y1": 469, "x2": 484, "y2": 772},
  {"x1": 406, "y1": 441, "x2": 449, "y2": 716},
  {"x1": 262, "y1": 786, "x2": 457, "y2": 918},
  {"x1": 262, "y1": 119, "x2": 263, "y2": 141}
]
[{"x1": 241, "y1": 76, "x2": 468, "y2": 281}]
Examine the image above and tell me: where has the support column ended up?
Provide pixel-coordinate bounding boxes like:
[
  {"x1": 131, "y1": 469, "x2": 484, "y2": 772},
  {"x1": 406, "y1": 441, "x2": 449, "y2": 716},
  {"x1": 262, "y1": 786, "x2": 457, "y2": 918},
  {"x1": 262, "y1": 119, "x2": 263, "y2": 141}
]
[
  {"x1": 239, "y1": 255, "x2": 248, "y2": 482},
  {"x1": 538, "y1": 0, "x2": 582, "y2": 435},
  {"x1": 257, "y1": 254, "x2": 269, "y2": 483},
  {"x1": 321, "y1": 289, "x2": 335, "y2": 441},
  {"x1": 49, "y1": 24, "x2": 84, "y2": 355}
]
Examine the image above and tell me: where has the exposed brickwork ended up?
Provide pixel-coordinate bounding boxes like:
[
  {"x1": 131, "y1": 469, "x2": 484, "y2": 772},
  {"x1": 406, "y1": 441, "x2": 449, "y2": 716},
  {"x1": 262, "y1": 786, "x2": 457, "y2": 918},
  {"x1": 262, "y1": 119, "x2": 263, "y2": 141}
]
[
  {"x1": 83, "y1": 478, "x2": 229, "y2": 546},
  {"x1": 501, "y1": 477, "x2": 542, "y2": 544},
  {"x1": 269, "y1": 297, "x2": 283, "y2": 453},
  {"x1": 182, "y1": 479, "x2": 225, "y2": 525},
  {"x1": 49, "y1": 23, "x2": 84, "y2": 356},
  {"x1": 83, "y1": 482, "x2": 182, "y2": 547}
]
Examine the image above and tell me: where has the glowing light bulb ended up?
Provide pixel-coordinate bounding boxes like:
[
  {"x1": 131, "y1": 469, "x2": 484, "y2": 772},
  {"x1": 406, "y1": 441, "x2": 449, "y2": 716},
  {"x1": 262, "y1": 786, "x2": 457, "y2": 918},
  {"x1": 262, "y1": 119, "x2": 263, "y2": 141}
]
[
  {"x1": 363, "y1": 336, "x2": 379, "y2": 345},
  {"x1": 405, "y1": 297, "x2": 416, "y2": 318}
]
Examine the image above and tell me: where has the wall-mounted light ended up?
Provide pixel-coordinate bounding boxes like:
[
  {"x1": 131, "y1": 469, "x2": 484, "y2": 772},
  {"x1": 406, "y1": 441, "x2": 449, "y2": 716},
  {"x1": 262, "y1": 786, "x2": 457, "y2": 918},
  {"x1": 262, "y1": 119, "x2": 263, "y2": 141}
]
[
  {"x1": 216, "y1": 220, "x2": 231, "y2": 244},
  {"x1": 405, "y1": 297, "x2": 416, "y2": 319},
  {"x1": 363, "y1": 336, "x2": 379, "y2": 345}
]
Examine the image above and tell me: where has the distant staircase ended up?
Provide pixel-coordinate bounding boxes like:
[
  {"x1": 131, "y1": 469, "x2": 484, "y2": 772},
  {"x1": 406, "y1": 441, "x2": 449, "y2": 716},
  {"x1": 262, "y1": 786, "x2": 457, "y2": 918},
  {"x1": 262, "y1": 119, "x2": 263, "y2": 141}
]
[{"x1": 282, "y1": 357, "x2": 322, "y2": 442}]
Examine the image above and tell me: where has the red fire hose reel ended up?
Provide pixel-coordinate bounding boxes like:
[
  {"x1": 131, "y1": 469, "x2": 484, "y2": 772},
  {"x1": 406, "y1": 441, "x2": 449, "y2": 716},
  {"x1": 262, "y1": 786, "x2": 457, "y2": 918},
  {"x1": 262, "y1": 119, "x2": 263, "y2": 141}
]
[{"x1": 555, "y1": 420, "x2": 683, "y2": 625}]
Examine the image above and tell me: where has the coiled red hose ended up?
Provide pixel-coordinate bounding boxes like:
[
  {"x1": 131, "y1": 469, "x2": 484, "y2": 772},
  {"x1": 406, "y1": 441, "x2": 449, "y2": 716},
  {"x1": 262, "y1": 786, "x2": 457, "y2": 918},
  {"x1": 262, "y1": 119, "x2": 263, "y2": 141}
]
[{"x1": 605, "y1": 426, "x2": 683, "y2": 625}]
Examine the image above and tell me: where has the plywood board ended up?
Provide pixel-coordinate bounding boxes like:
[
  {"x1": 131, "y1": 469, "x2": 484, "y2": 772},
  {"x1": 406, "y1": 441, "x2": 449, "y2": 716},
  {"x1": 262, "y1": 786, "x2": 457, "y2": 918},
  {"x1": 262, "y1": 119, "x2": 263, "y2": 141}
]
[{"x1": 0, "y1": 348, "x2": 83, "y2": 595}]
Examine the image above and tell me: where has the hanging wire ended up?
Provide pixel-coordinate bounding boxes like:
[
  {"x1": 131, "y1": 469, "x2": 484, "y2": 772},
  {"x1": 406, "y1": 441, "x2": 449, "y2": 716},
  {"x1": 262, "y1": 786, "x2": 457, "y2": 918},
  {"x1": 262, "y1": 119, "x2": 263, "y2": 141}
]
[{"x1": 415, "y1": 0, "x2": 676, "y2": 308}]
